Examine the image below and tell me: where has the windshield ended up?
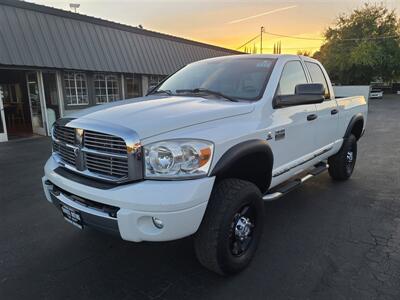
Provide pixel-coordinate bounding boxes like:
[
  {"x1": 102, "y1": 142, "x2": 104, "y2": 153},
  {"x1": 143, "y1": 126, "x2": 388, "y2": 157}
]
[{"x1": 153, "y1": 57, "x2": 276, "y2": 101}]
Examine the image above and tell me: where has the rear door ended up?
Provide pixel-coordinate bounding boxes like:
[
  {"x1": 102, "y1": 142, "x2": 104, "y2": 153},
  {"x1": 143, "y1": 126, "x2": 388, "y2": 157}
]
[{"x1": 305, "y1": 61, "x2": 339, "y2": 150}]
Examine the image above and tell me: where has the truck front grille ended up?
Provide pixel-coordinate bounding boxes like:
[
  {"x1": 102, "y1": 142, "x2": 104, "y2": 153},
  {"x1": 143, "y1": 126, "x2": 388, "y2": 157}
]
[
  {"x1": 84, "y1": 130, "x2": 127, "y2": 154},
  {"x1": 53, "y1": 125, "x2": 75, "y2": 144},
  {"x1": 52, "y1": 142, "x2": 75, "y2": 166},
  {"x1": 86, "y1": 153, "x2": 128, "y2": 177},
  {"x1": 52, "y1": 125, "x2": 137, "y2": 182}
]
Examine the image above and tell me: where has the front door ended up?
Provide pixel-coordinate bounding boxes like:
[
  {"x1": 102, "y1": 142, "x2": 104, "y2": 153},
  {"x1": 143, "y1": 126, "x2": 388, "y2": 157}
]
[
  {"x1": 0, "y1": 87, "x2": 8, "y2": 142},
  {"x1": 270, "y1": 60, "x2": 318, "y2": 170},
  {"x1": 26, "y1": 72, "x2": 47, "y2": 136}
]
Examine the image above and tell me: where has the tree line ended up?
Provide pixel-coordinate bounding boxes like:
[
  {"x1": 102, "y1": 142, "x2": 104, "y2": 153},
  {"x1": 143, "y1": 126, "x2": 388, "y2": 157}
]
[{"x1": 311, "y1": 4, "x2": 400, "y2": 85}]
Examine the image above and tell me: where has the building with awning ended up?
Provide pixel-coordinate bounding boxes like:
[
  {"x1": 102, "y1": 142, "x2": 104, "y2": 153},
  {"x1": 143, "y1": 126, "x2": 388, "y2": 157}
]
[{"x1": 0, "y1": 0, "x2": 239, "y2": 142}]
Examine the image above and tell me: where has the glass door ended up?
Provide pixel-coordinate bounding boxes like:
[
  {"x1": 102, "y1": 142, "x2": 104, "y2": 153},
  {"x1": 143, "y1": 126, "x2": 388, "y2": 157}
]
[
  {"x1": 0, "y1": 86, "x2": 8, "y2": 142},
  {"x1": 26, "y1": 72, "x2": 46, "y2": 136}
]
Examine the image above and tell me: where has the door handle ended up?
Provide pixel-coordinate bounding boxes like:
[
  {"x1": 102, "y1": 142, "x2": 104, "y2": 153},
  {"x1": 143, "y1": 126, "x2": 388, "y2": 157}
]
[
  {"x1": 307, "y1": 114, "x2": 318, "y2": 121},
  {"x1": 331, "y1": 109, "x2": 338, "y2": 115}
]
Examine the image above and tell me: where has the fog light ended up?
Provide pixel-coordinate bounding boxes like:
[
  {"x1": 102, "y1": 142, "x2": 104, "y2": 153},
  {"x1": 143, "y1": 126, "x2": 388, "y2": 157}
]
[{"x1": 152, "y1": 217, "x2": 164, "y2": 229}]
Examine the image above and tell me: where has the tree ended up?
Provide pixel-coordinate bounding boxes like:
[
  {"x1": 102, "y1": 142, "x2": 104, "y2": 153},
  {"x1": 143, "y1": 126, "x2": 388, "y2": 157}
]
[
  {"x1": 313, "y1": 3, "x2": 400, "y2": 84},
  {"x1": 273, "y1": 41, "x2": 282, "y2": 54},
  {"x1": 297, "y1": 50, "x2": 312, "y2": 57},
  {"x1": 252, "y1": 44, "x2": 258, "y2": 54}
]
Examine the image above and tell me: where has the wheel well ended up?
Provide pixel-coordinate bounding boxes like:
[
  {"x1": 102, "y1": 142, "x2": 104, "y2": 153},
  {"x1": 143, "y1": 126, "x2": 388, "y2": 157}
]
[
  {"x1": 211, "y1": 140, "x2": 273, "y2": 194},
  {"x1": 214, "y1": 152, "x2": 272, "y2": 193},
  {"x1": 351, "y1": 119, "x2": 364, "y2": 140}
]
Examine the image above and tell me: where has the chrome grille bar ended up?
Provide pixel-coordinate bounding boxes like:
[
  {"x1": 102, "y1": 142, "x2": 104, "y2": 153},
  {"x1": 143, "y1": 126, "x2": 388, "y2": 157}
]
[
  {"x1": 86, "y1": 155, "x2": 128, "y2": 166},
  {"x1": 86, "y1": 156, "x2": 128, "y2": 174},
  {"x1": 53, "y1": 125, "x2": 75, "y2": 144},
  {"x1": 53, "y1": 142, "x2": 75, "y2": 166}
]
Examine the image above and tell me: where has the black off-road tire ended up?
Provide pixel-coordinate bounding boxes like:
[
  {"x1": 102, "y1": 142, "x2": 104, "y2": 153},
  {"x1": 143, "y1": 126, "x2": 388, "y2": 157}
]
[
  {"x1": 328, "y1": 134, "x2": 357, "y2": 181},
  {"x1": 194, "y1": 178, "x2": 264, "y2": 275}
]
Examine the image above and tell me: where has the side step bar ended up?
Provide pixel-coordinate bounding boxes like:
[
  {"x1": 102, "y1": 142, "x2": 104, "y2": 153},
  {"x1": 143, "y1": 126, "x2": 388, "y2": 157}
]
[{"x1": 262, "y1": 162, "x2": 328, "y2": 201}]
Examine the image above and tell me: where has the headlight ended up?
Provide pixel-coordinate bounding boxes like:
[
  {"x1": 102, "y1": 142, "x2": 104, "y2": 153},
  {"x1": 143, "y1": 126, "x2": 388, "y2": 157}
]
[{"x1": 144, "y1": 139, "x2": 214, "y2": 179}]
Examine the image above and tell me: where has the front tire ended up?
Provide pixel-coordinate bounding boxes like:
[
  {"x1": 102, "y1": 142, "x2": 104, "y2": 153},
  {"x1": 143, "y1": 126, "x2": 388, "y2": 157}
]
[
  {"x1": 194, "y1": 179, "x2": 264, "y2": 275},
  {"x1": 328, "y1": 134, "x2": 357, "y2": 180}
]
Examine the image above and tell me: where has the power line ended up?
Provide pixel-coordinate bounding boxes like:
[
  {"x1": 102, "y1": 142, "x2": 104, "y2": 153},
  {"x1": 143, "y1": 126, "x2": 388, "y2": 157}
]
[
  {"x1": 236, "y1": 29, "x2": 400, "y2": 53},
  {"x1": 264, "y1": 31, "x2": 324, "y2": 41},
  {"x1": 262, "y1": 46, "x2": 321, "y2": 50},
  {"x1": 329, "y1": 35, "x2": 400, "y2": 41},
  {"x1": 236, "y1": 34, "x2": 260, "y2": 50},
  {"x1": 264, "y1": 30, "x2": 400, "y2": 41}
]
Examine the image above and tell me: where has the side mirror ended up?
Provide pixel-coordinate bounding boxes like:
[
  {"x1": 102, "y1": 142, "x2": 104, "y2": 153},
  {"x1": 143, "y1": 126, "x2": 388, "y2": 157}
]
[{"x1": 274, "y1": 83, "x2": 325, "y2": 108}]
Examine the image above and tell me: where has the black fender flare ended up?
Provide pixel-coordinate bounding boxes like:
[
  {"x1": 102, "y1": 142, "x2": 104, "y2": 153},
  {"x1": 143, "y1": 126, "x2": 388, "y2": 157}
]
[
  {"x1": 210, "y1": 139, "x2": 274, "y2": 193},
  {"x1": 344, "y1": 113, "x2": 364, "y2": 140}
]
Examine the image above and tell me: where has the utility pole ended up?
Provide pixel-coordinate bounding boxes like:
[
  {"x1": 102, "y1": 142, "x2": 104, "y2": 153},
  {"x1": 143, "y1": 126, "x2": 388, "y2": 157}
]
[{"x1": 260, "y1": 26, "x2": 264, "y2": 54}]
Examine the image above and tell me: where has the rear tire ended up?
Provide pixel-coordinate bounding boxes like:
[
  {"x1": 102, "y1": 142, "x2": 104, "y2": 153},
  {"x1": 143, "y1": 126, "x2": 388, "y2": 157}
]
[
  {"x1": 328, "y1": 134, "x2": 357, "y2": 181},
  {"x1": 194, "y1": 178, "x2": 264, "y2": 275}
]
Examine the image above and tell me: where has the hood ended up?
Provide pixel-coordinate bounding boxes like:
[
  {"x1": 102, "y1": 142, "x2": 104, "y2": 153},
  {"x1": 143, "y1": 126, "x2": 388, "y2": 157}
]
[{"x1": 69, "y1": 96, "x2": 255, "y2": 139}]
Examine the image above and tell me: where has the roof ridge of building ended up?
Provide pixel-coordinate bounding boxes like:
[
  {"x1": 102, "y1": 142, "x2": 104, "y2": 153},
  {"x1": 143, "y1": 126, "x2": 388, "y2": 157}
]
[{"x1": 1, "y1": 0, "x2": 240, "y2": 54}]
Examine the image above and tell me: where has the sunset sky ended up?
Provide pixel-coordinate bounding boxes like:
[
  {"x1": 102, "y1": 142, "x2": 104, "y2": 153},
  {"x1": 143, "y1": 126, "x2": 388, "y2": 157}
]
[{"x1": 28, "y1": 0, "x2": 400, "y2": 54}]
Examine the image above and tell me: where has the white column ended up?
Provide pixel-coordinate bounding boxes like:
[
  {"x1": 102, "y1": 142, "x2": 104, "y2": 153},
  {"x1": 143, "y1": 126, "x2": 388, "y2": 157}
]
[
  {"x1": 142, "y1": 75, "x2": 149, "y2": 96},
  {"x1": 56, "y1": 71, "x2": 65, "y2": 117},
  {"x1": 0, "y1": 88, "x2": 8, "y2": 142},
  {"x1": 37, "y1": 71, "x2": 49, "y2": 136},
  {"x1": 121, "y1": 74, "x2": 125, "y2": 99}
]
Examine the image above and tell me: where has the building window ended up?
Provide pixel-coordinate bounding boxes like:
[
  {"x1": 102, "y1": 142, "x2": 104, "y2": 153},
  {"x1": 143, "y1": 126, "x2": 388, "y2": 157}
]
[
  {"x1": 125, "y1": 74, "x2": 142, "y2": 98},
  {"x1": 94, "y1": 74, "x2": 120, "y2": 104},
  {"x1": 64, "y1": 72, "x2": 88, "y2": 106},
  {"x1": 148, "y1": 75, "x2": 166, "y2": 90}
]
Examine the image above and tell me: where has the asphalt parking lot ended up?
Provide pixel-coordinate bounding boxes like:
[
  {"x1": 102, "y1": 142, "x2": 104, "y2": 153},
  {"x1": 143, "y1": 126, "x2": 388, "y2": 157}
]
[{"x1": 1, "y1": 95, "x2": 400, "y2": 300}]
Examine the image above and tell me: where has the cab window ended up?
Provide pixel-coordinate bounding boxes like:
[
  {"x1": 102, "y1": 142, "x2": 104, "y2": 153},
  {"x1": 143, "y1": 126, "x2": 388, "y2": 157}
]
[
  {"x1": 305, "y1": 62, "x2": 330, "y2": 99},
  {"x1": 277, "y1": 61, "x2": 308, "y2": 96}
]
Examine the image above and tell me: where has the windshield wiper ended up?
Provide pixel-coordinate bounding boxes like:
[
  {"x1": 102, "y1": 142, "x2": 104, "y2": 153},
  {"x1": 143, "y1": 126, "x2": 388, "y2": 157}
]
[
  {"x1": 176, "y1": 88, "x2": 238, "y2": 102},
  {"x1": 148, "y1": 89, "x2": 173, "y2": 96}
]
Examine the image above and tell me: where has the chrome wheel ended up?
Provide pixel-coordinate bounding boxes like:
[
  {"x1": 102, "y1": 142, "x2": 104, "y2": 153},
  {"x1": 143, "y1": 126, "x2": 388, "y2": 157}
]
[
  {"x1": 230, "y1": 205, "x2": 256, "y2": 257},
  {"x1": 328, "y1": 134, "x2": 357, "y2": 181},
  {"x1": 345, "y1": 142, "x2": 356, "y2": 175},
  {"x1": 346, "y1": 151, "x2": 354, "y2": 164}
]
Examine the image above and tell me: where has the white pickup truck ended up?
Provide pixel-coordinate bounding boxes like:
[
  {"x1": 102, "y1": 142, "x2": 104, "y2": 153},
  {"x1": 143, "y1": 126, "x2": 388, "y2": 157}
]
[{"x1": 42, "y1": 54, "x2": 367, "y2": 275}]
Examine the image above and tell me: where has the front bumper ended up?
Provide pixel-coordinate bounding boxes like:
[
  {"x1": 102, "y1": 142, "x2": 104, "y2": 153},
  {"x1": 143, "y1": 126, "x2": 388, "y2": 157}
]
[{"x1": 43, "y1": 157, "x2": 215, "y2": 242}]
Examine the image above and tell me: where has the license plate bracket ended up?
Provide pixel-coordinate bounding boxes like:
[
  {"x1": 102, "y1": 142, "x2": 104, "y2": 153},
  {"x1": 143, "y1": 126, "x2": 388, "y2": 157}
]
[{"x1": 60, "y1": 204, "x2": 83, "y2": 229}]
